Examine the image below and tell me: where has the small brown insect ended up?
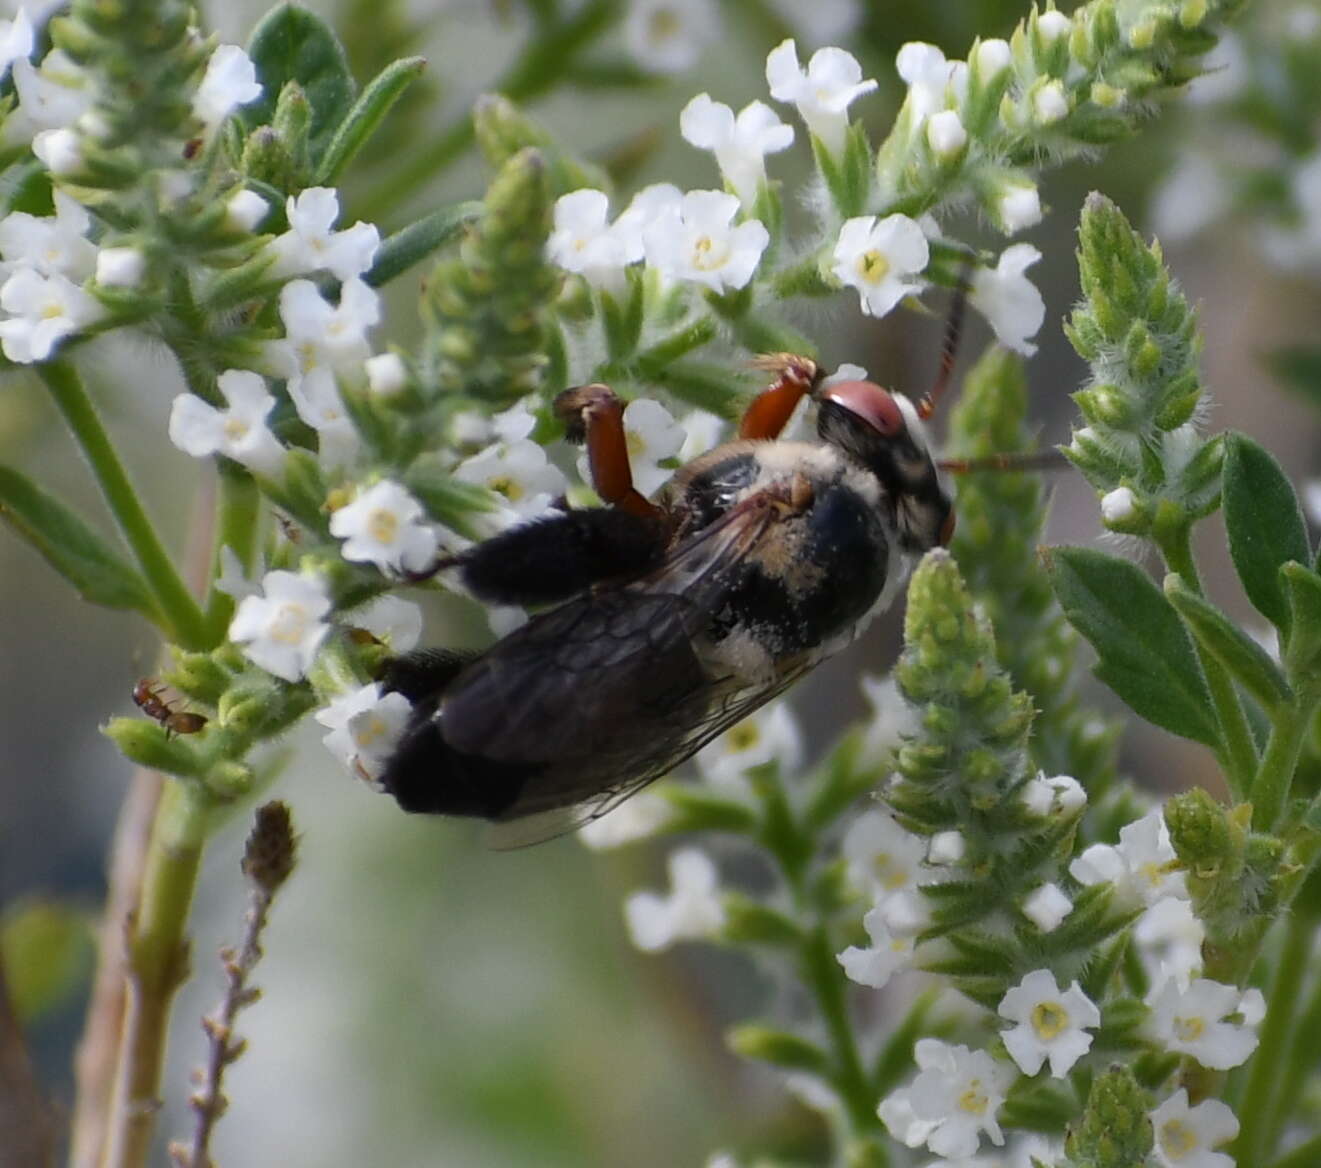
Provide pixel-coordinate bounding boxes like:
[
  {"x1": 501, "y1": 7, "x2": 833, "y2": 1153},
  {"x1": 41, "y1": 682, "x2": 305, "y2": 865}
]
[{"x1": 132, "y1": 679, "x2": 208, "y2": 736}]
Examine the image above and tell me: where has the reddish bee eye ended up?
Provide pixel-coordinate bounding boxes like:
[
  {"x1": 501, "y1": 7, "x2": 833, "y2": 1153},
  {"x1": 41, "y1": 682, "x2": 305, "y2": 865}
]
[
  {"x1": 939, "y1": 511, "x2": 957, "y2": 547},
  {"x1": 820, "y1": 381, "x2": 904, "y2": 437}
]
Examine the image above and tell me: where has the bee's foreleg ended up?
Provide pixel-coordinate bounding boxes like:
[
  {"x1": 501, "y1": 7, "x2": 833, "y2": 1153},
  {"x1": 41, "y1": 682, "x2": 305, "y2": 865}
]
[
  {"x1": 553, "y1": 383, "x2": 665, "y2": 522},
  {"x1": 739, "y1": 354, "x2": 823, "y2": 439}
]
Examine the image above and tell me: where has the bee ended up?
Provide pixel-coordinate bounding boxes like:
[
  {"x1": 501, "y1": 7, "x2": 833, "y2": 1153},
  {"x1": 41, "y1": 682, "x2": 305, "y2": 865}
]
[
  {"x1": 378, "y1": 315, "x2": 978, "y2": 847},
  {"x1": 132, "y1": 679, "x2": 209, "y2": 737}
]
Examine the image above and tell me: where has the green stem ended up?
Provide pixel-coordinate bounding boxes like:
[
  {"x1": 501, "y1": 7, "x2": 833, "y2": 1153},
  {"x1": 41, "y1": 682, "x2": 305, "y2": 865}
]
[
  {"x1": 1156, "y1": 523, "x2": 1255, "y2": 796},
  {"x1": 1266, "y1": 945, "x2": 1321, "y2": 1138},
  {"x1": 203, "y1": 461, "x2": 260, "y2": 644},
  {"x1": 1267, "y1": 1131, "x2": 1321, "y2": 1168},
  {"x1": 1253, "y1": 700, "x2": 1313, "y2": 832},
  {"x1": 100, "y1": 780, "x2": 213, "y2": 1168},
  {"x1": 1233, "y1": 914, "x2": 1313, "y2": 1165},
  {"x1": 41, "y1": 360, "x2": 209, "y2": 649}
]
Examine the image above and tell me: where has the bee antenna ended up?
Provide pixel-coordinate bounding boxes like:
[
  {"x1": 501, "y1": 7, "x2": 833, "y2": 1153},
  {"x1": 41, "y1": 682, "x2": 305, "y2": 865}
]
[{"x1": 917, "y1": 261, "x2": 973, "y2": 421}]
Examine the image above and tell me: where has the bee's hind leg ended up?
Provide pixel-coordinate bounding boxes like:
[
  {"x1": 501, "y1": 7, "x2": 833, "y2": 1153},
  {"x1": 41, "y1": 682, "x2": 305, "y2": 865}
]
[{"x1": 554, "y1": 383, "x2": 667, "y2": 522}]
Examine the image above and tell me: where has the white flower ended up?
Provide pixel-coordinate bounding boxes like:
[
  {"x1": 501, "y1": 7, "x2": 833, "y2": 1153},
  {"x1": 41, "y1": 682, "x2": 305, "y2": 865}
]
[
  {"x1": 1150, "y1": 1089, "x2": 1238, "y2": 1168},
  {"x1": 1070, "y1": 808, "x2": 1187, "y2": 905},
  {"x1": 95, "y1": 246, "x2": 145, "y2": 288},
  {"x1": 0, "y1": 190, "x2": 95, "y2": 278},
  {"x1": 679, "y1": 94, "x2": 794, "y2": 208},
  {"x1": 1146, "y1": 977, "x2": 1261, "y2": 1070},
  {"x1": 896, "y1": 42, "x2": 959, "y2": 123},
  {"x1": 970, "y1": 244, "x2": 1046, "y2": 356},
  {"x1": 7, "y1": 54, "x2": 91, "y2": 142},
  {"x1": 0, "y1": 266, "x2": 103, "y2": 363},
  {"x1": 546, "y1": 188, "x2": 632, "y2": 289},
  {"x1": 0, "y1": 8, "x2": 32, "y2": 80},
  {"x1": 926, "y1": 109, "x2": 967, "y2": 159},
  {"x1": 315, "y1": 682, "x2": 412, "y2": 785},
  {"x1": 642, "y1": 189, "x2": 769, "y2": 293},
  {"x1": 452, "y1": 438, "x2": 568, "y2": 527},
  {"x1": 168, "y1": 369, "x2": 287, "y2": 477},
  {"x1": 224, "y1": 188, "x2": 269, "y2": 234},
  {"x1": 908, "y1": 1040, "x2": 1014, "y2": 1160},
  {"x1": 1033, "y1": 80, "x2": 1069, "y2": 125},
  {"x1": 330, "y1": 480, "x2": 439, "y2": 575},
  {"x1": 612, "y1": 183, "x2": 684, "y2": 262},
  {"x1": 1135, "y1": 896, "x2": 1205, "y2": 988},
  {"x1": 1020, "y1": 772, "x2": 1087, "y2": 818},
  {"x1": 576, "y1": 396, "x2": 684, "y2": 497},
  {"x1": 972, "y1": 38, "x2": 1012, "y2": 82},
  {"x1": 578, "y1": 790, "x2": 674, "y2": 849},
  {"x1": 1036, "y1": 9, "x2": 1071, "y2": 42},
  {"x1": 842, "y1": 808, "x2": 926, "y2": 896},
  {"x1": 696, "y1": 701, "x2": 803, "y2": 786},
  {"x1": 287, "y1": 373, "x2": 360, "y2": 469},
  {"x1": 214, "y1": 546, "x2": 259, "y2": 600},
  {"x1": 270, "y1": 277, "x2": 380, "y2": 376},
  {"x1": 995, "y1": 183, "x2": 1043, "y2": 233},
  {"x1": 1022, "y1": 883, "x2": 1073, "y2": 932},
  {"x1": 364, "y1": 352, "x2": 408, "y2": 397},
  {"x1": 32, "y1": 126, "x2": 81, "y2": 173},
  {"x1": 832, "y1": 214, "x2": 929, "y2": 318},
  {"x1": 928, "y1": 830, "x2": 965, "y2": 865},
  {"x1": 267, "y1": 187, "x2": 380, "y2": 282},
  {"x1": 765, "y1": 39, "x2": 876, "y2": 156},
  {"x1": 998, "y1": 969, "x2": 1101, "y2": 1077},
  {"x1": 623, "y1": 0, "x2": 718, "y2": 74},
  {"x1": 837, "y1": 902, "x2": 915, "y2": 989},
  {"x1": 677, "y1": 407, "x2": 726, "y2": 461},
  {"x1": 228, "y1": 569, "x2": 332, "y2": 681},
  {"x1": 192, "y1": 44, "x2": 262, "y2": 131},
  {"x1": 1101, "y1": 485, "x2": 1138, "y2": 524},
  {"x1": 624, "y1": 847, "x2": 725, "y2": 951},
  {"x1": 347, "y1": 593, "x2": 423, "y2": 651}
]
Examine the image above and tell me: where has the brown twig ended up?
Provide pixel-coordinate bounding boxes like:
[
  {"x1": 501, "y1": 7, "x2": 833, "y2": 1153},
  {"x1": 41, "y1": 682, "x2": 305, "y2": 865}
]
[{"x1": 170, "y1": 803, "x2": 297, "y2": 1168}]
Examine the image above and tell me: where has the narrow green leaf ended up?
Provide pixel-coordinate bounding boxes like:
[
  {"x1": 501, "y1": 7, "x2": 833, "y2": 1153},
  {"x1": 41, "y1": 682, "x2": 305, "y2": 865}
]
[
  {"x1": 364, "y1": 202, "x2": 482, "y2": 288},
  {"x1": 315, "y1": 56, "x2": 426, "y2": 186},
  {"x1": 1223, "y1": 432, "x2": 1311, "y2": 635},
  {"x1": 404, "y1": 454, "x2": 500, "y2": 541},
  {"x1": 244, "y1": 5, "x2": 356, "y2": 165},
  {"x1": 727, "y1": 1024, "x2": 828, "y2": 1073},
  {"x1": 1045, "y1": 546, "x2": 1220, "y2": 746},
  {"x1": 0, "y1": 465, "x2": 156, "y2": 613},
  {"x1": 1165, "y1": 573, "x2": 1293, "y2": 713},
  {"x1": 1282, "y1": 562, "x2": 1321, "y2": 683}
]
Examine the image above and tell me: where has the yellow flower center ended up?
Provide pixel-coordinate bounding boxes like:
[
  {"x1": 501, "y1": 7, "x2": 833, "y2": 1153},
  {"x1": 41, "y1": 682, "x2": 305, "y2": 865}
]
[
  {"x1": 691, "y1": 234, "x2": 729, "y2": 271},
  {"x1": 727, "y1": 723, "x2": 760, "y2": 752},
  {"x1": 223, "y1": 417, "x2": 250, "y2": 441},
  {"x1": 489, "y1": 475, "x2": 524, "y2": 502},
  {"x1": 367, "y1": 508, "x2": 399, "y2": 545},
  {"x1": 353, "y1": 713, "x2": 390, "y2": 749},
  {"x1": 855, "y1": 249, "x2": 890, "y2": 285},
  {"x1": 1031, "y1": 1000, "x2": 1069, "y2": 1040},
  {"x1": 871, "y1": 852, "x2": 907, "y2": 890},
  {"x1": 648, "y1": 7, "x2": 680, "y2": 41},
  {"x1": 1173, "y1": 1014, "x2": 1205, "y2": 1043},
  {"x1": 957, "y1": 1078, "x2": 989, "y2": 1116},
  {"x1": 1159, "y1": 1118, "x2": 1198, "y2": 1159},
  {"x1": 270, "y1": 603, "x2": 308, "y2": 644}
]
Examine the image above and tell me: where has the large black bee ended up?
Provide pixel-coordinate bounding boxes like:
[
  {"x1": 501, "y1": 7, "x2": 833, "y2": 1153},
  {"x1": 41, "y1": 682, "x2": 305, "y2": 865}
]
[{"x1": 378, "y1": 346, "x2": 961, "y2": 848}]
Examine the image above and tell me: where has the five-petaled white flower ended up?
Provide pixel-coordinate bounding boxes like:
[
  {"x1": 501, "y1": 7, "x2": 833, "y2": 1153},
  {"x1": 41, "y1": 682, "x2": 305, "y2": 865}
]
[
  {"x1": 546, "y1": 188, "x2": 633, "y2": 289},
  {"x1": 998, "y1": 968, "x2": 1101, "y2": 1077},
  {"x1": 0, "y1": 267, "x2": 103, "y2": 363},
  {"x1": 330, "y1": 480, "x2": 439, "y2": 575},
  {"x1": 625, "y1": 847, "x2": 725, "y2": 951},
  {"x1": 192, "y1": 44, "x2": 262, "y2": 132},
  {"x1": 1146, "y1": 976, "x2": 1261, "y2": 1070},
  {"x1": 837, "y1": 902, "x2": 915, "y2": 989},
  {"x1": 1070, "y1": 807, "x2": 1188, "y2": 906},
  {"x1": 1135, "y1": 896, "x2": 1206, "y2": 988},
  {"x1": 995, "y1": 183, "x2": 1043, "y2": 234},
  {"x1": 0, "y1": 190, "x2": 96, "y2": 278},
  {"x1": 696, "y1": 701, "x2": 803, "y2": 787},
  {"x1": 841, "y1": 808, "x2": 927, "y2": 897},
  {"x1": 267, "y1": 187, "x2": 381, "y2": 282},
  {"x1": 612, "y1": 183, "x2": 683, "y2": 262},
  {"x1": 832, "y1": 214, "x2": 929, "y2": 318},
  {"x1": 7, "y1": 53, "x2": 92, "y2": 143},
  {"x1": 452, "y1": 438, "x2": 568, "y2": 528},
  {"x1": 229, "y1": 569, "x2": 332, "y2": 682},
  {"x1": 680, "y1": 94, "x2": 794, "y2": 208},
  {"x1": 168, "y1": 369, "x2": 287, "y2": 477},
  {"x1": 623, "y1": 0, "x2": 718, "y2": 75},
  {"x1": 970, "y1": 243, "x2": 1046, "y2": 356},
  {"x1": 576, "y1": 396, "x2": 684, "y2": 497},
  {"x1": 315, "y1": 682, "x2": 413, "y2": 785},
  {"x1": 578, "y1": 790, "x2": 674, "y2": 850},
  {"x1": 346, "y1": 593, "x2": 423, "y2": 651},
  {"x1": 765, "y1": 39, "x2": 877, "y2": 156},
  {"x1": 896, "y1": 42, "x2": 962, "y2": 123},
  {"x1": 642, "y1": 189, "x2": 769, "y2": 293},
  {"x1": 1150, "y1": 1089, "x2": 1238, "y2": 1168}
]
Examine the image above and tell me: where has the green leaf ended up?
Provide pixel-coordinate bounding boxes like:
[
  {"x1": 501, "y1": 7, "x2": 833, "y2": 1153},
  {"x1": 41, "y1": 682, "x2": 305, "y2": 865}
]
[
  {"x1": 404, "y1": 454, "x2": 499, "y2": 541},
  {"x1": 364, "y1": 201, "x2": 482, "y2": 288},
  {"x1": 1223, "y1": 432, "x2": 1311, "y2": 636},
  {"x1": 1282, "y1": 562, "x2": 1321, "y2": 683},
  {"x1": 244, "y1": 5, "x2": 356, "y2": 167},
  {"x1": 1045, "y1": 546, "x2": 1220, "y2": 746},
  {"x1": 315, "y1": 56, "x2": 426, "y2": 186},
  {"x1": 1165, "y1": 573, "x2": 1293, "y2": 713},
  {"x1": 0, "y1": 465, "x2": 156, "y2": 613},
  {"x1": 726, "y1": 1024, "x2": 828, "y2": 1073},
  {"x1": 0, "y1": 899, "x2": 93, "y2": 1021}
]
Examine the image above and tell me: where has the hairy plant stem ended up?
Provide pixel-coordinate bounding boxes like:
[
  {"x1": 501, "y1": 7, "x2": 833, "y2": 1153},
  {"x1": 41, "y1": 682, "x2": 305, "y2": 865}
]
[
  {"x1": 40, "y1": 359, "x2": 208, "y2": 650},
  {"x1": 1253, "y1": 697, "x2": 1317, "y2": 832},
  {"x1": 1155, "y1": 523, "x2": 1255, "y2": 796},
  {"x1": 101, "y1": 780, "x2": 214, "y2": 1168}
]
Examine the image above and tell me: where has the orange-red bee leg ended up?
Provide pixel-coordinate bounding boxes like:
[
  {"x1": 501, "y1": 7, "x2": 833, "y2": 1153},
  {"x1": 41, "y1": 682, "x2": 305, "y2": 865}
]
[
  {"x1": 739, "y1": 354, "x2": 823, "y2": 439},
  {"x1": 553, "y1": 384, "x2": 664, "y2": 522}
]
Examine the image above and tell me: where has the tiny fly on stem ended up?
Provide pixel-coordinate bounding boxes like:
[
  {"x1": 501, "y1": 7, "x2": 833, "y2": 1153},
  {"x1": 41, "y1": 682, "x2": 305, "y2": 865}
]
[{"x1": 379, "y1": 280, "x2": 1034, "y2": 846}]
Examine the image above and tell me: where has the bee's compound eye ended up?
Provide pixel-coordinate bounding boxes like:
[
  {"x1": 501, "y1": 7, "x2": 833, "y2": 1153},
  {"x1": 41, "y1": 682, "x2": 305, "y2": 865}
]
[
  {"x1": 821, "y1": 381, "x2": 904, "y2": 437},
  {"x1": 939, "y1": 510, "x2": 957, "y2": 547}
]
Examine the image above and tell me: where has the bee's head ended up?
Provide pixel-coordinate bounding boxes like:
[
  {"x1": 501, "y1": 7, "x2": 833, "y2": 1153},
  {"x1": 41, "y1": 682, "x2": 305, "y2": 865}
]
[{"x1": 816, "y1": 379, "x2": 954, "y2": 551}]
